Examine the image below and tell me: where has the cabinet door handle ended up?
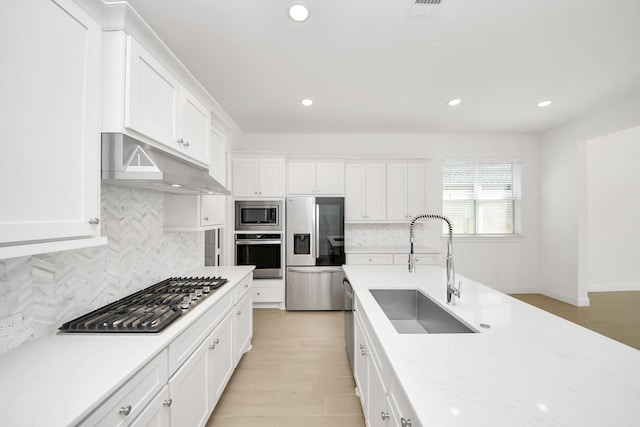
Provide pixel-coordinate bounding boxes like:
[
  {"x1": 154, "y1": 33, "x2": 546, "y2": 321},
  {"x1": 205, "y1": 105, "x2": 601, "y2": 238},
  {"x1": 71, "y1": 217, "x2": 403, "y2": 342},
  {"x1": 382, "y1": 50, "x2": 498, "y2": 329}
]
[
  {"x1": 177, "y1": 138, "x2": 184, "y2": 145},
  {"x1": 237, "y1": 310, "x2": 242, "y2": 316},
  {"x1": 119, "y1": 405, "x2": 132, "y2": 416},
  {"x1": 163, "y1": 399, "x2": 173, "y2": 407},
  {"x1": 184, "y1": 140, "x2": 190, "y2": 147},
  {"x1": 203, "y1": 216, "x2": 209, "y2": 221},
  {"x1": 209, "y1": 338, "x2": 220, "y2": 349},
  {"x1": 381, "y1": 411, "x2": 390, "y2": 420},
  {"x1": 88, "y1": 217, "x2": 100, "y2": 225},
  {"x1": 401, "y1": 418, "x2": 412, "y2": 427}
]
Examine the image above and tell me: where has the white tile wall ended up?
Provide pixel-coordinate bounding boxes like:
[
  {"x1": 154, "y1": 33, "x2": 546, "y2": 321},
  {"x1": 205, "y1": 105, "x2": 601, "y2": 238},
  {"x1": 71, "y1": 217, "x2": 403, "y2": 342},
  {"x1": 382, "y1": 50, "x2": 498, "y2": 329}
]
[
  {"x1": 0, "y1": 185, "x2": 201, "y2": 354},
  {"x1": 345, "y1": 223, "x2": 425, "y2": 247}
]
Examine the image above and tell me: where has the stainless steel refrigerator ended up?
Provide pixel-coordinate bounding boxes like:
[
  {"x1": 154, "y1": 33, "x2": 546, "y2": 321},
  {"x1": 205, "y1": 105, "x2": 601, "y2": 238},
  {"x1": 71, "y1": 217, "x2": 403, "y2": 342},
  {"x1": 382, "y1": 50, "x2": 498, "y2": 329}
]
[{"x1": 286, "y1": 197, "x2": 345, "y2": 310}]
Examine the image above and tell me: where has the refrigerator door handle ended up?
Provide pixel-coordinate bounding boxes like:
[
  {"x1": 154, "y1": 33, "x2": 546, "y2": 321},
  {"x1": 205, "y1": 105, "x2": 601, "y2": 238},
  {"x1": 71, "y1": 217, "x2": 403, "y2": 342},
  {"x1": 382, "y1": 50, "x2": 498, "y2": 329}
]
[{"x1": 315, "y1": 203, "x2": 320, "y2": 259}]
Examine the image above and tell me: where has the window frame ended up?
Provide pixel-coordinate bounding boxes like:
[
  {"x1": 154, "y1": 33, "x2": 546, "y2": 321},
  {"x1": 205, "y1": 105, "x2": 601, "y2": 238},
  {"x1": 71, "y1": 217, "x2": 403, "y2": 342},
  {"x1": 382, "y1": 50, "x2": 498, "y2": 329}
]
[{"x1": 442, "y1": 159, "x2": 523, "y2": 238}]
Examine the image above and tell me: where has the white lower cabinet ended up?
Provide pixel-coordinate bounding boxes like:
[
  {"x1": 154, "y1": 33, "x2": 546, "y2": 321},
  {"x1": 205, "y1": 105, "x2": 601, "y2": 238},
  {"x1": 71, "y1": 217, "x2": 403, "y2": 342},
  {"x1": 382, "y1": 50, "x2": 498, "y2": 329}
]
[
  {"x1": 129, "y1": 386, "x2": 171, "y2": 427},
  {"x1": 79, "y1": 350, "x2": 168, "y2": 427},
  {"x1": 347, "y1": 254, "x2": 394, "y2": 265},
  {"x1": 355, "y1": 299, "x2": 419, "y2": 427},
  {"x1": 80, "y1": 273, "x2": 253, "y2": 427},
  {"x1": 234, "y1": 292, "x2": 253, "y2": 363},
  {"x1": 169, "y1": 335, "x2": 211, "y2": 427},
  {"x1": 208, "y1": 314, "x2": 235, "y2": 407}
]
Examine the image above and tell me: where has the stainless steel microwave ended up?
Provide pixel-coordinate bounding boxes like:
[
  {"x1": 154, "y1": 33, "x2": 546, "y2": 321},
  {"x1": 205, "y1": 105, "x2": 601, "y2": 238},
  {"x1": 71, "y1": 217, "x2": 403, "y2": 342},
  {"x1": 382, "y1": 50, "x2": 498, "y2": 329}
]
[{"x1": 235, "y1": 200, "x2": 283, "y2": 231}]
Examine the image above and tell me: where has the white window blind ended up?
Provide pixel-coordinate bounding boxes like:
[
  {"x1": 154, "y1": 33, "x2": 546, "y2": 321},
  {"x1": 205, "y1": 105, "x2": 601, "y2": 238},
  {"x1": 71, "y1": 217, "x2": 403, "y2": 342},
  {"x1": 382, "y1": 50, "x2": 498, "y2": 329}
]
[{"x1": 443, "y1": 161, "x2": 521, "y2": 235}]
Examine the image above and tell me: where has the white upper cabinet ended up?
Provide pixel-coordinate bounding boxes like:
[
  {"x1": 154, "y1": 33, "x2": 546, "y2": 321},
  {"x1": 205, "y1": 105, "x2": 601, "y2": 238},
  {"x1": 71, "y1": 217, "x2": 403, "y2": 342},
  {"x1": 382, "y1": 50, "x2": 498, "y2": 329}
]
[
  {"x1": 125, "y1": 36, "x2": 179, "y2": 148},
  {"x1": 345, "y1": 163, "x2": 387, "y2": 221},
  {"x1": 232, "y1": 157, "x2": 286, "y2": 197},
  {"x1": 178, "y1": 90, "x2": 210, "y2": 164},
  {"x1": 209, "y1": 126, "x2": 227, "y2": 185},
  {"x1": 386, "y1": 163, "x2": 427, "y2": 221},
  {"x1": 104, "y1": 33, "x2": 211, "y2": 167},
  {"x1": 0, "y1": 0, "x2": 103, "y2": 253},
  {"x1": 288, "y1": 161, "x2": 345, "y2": 195}
]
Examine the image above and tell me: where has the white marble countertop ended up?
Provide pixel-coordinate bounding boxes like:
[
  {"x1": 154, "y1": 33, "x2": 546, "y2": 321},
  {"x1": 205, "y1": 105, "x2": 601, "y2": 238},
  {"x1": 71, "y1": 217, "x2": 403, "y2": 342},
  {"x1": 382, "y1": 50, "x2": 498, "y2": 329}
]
[
  {"x1": 345, "y1": 245, "x2": 440, "y2": 254},
  {"x1": 0, "y1": 266, "x2": 254, "y2": 427},
  {"x1": 343, "y1": 265, "x2": 640, "y2": 427}
]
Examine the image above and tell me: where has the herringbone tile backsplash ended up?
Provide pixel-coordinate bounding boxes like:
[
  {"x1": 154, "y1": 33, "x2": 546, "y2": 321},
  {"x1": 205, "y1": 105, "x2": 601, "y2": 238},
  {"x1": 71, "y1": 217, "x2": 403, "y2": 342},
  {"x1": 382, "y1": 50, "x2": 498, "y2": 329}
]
[{"x1": 0, "y1": 185, "x2": 201, "y2": 354}]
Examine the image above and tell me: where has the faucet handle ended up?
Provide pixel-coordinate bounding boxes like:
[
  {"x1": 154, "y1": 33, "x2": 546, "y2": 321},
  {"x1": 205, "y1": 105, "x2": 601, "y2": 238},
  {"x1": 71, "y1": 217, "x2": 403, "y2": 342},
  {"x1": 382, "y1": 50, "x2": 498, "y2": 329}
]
[{"x1": 457, "y1": 281, "x2": 462, "y2": 297}]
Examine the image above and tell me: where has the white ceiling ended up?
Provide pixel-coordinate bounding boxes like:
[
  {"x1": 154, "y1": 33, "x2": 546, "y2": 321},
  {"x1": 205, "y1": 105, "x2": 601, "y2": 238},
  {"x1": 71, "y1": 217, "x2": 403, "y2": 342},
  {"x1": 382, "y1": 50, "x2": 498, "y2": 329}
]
[{"x1": 125, "y1": 0, "x2": 640, "y2": 134}]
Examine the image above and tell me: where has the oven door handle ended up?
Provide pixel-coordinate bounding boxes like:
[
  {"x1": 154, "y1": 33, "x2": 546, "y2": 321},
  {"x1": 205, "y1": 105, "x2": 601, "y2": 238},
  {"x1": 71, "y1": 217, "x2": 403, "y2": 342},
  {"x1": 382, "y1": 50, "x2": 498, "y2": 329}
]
[{"x1": 235, "y1": 240, "x2": 282, "y2": 245}]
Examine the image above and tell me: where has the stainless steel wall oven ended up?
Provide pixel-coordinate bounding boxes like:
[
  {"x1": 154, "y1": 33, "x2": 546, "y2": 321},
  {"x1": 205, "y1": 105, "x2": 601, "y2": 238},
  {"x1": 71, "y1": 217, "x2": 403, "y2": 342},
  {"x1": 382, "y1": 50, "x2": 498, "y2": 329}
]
[{"x1": 235, "y1": 233, "x2": 283, "y2": 279}]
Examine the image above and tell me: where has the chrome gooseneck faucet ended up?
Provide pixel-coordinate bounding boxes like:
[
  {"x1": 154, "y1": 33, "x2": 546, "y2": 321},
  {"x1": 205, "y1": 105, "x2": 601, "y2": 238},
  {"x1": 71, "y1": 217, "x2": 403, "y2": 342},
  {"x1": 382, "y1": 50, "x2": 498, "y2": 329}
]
[{"x1": 409, "y1": 214, "x2": 461, "y2": 305}]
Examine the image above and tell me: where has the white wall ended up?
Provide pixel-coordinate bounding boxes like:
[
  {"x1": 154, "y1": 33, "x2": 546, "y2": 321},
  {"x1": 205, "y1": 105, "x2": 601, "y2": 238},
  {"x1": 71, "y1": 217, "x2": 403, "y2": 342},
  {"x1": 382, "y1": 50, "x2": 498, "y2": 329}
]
[
  {"x1": 539, "y1": 89, "x2": 640, "y2": 305},
  {"x1": 236, "y1": 132, "x2": 541, "y2": 294},
  {"x1": 586, "y1": 126, "x2": 640, "y2": 291}
]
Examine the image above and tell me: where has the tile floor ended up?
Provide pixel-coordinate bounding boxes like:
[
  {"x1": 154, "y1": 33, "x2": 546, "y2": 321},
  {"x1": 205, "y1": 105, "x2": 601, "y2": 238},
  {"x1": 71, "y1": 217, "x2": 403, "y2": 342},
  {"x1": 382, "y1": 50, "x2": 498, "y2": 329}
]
[
  {"x1": 206, "y1": 309, "x2": 365, "y2": 427},
  {"x1": 511, "y1": 291, "x2": 640, "y2": 350}
]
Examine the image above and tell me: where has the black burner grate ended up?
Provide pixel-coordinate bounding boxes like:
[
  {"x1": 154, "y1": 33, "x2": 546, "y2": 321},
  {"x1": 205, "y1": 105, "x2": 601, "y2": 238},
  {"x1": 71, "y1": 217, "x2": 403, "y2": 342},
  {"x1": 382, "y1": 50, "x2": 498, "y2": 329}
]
[{"x1": 59, "y1": 276, "x2": 227, "y2": 333}]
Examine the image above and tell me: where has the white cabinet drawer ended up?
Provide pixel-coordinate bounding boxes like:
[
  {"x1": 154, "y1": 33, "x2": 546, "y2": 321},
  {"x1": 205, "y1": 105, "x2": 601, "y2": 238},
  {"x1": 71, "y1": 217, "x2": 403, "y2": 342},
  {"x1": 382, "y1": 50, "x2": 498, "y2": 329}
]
[
  {"x1": 79, "y1": 350, "x2": 168, "y2": 427},
  {"x1": 129, "y1": 385, "x2": 170, "y2": 427},
  {"x1": 392, "y1": 253, "x2": 439, "y2": 265},
  {"x1": 168, "y1": 292, "x2": 233, "y2": 375},
  {"x1": 346, "y1": 254, "x2": 393, "y2": 265},
  {"x1": 234, "y1": 274, "x2": 252, "y2": 303},
  {"x1": 252, "y1": 286, "x2": 283, "y2": 303}
]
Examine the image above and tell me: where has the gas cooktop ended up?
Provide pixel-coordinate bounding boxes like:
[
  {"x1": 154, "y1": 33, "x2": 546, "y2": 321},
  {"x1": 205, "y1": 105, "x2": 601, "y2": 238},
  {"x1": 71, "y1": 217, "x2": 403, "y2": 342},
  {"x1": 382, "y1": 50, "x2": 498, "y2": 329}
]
[{"x1": 59, "y1": 276, "x2": 227, "y2": 333}]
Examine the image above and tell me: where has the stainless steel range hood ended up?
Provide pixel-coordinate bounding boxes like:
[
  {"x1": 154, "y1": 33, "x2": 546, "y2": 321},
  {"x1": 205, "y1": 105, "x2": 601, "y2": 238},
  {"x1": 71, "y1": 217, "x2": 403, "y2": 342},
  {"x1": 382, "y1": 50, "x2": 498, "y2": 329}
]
[{"x1": 101, "y1": 133, "x2": 230, "y2": 195}]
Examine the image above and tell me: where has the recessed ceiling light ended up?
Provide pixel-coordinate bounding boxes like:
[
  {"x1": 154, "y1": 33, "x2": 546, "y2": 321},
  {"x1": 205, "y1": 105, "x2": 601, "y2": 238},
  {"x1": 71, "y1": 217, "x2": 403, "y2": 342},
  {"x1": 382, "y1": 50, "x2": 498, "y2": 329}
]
[
  {"x1": 288, "y1": 4, "x2": 309, "y2": 22},
  {"x1": 537, "y1": 100, "x2": 552, "y2": 107},
  {"x1": 448, "y1": 98, "x2": 462, "y2": 106},
  {"x1": 171, "y1": 184, "x2": 182, "y2": 188},
  {"x1": 301, "y1": 99, "x2": 313, "y2": 106}
]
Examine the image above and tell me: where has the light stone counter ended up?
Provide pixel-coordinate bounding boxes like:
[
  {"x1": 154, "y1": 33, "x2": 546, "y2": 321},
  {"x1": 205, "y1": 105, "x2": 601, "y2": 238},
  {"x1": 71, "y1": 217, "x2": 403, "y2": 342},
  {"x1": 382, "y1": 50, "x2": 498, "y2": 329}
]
[
  {"x1": 343, "y1": 265, "x2": 640, "y2": 427},
  {"x1": 0, "y1": 266, "x2": 254, "y2": 427}
]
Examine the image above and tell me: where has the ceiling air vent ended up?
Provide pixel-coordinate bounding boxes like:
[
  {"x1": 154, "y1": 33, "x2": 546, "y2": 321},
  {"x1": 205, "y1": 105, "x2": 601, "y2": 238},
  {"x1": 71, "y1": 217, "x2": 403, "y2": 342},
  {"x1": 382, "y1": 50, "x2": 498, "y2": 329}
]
[{"x1": 409, "y1": 0, "x2": 443, "y2": 17}]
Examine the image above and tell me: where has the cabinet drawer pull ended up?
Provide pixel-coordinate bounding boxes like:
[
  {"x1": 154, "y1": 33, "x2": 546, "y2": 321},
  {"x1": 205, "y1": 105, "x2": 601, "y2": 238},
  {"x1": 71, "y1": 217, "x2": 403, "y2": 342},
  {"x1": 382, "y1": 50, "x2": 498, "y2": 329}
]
[
  {"x1": 237, "y1": 310, "x2": 242, "y2": 316},
  {"x1": 209, "y1": 338, "x2": 220, "y2": 349},
  {"x1": 88, "y1": 217, "x2": 100, "y2": 225},
  {"x1": 401, "y1": 417, "x2": 412, "y2": 427},
  {"x1": 184, "y1": 140, "x2": 190, "y2": 147},
  {"x1": 177, "y1": 138, "x2": 184, "y2": 145},
  {"x1": 203, "y1": 216, "x2": 209, "y2": 221},
  {"x1": 119, "y1": 405, "x2": 132, "y2": 416},
  {"x1": 163, "y1": 399, "x2": 173, "y2": 407},
  {"x1": 381, "y1": 411, "x2": 390, "y2": 420}
]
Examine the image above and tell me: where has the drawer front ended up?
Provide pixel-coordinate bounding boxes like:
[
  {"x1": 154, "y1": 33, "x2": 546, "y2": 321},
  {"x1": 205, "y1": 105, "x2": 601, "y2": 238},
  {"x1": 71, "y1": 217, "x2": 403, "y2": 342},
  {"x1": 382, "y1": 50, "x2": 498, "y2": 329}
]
[
  {"x1": 252, "y1": 286, "x2": 283, "y2": 303},
  {"x1": 346, "y1": 253, "x2": 393, "y2": 265},
  {"x1": 234, "y1": 274, "x2": 252, "y2": 303},
  {"x1": 168, "y1": 292, "x2": 233, "y2": 375},
  {"x1": 80, "y1": 350, "x2": 168, "y2": 427},
  {"x1": 392, "y1": 253, "x2": 439, "y2": 265}
]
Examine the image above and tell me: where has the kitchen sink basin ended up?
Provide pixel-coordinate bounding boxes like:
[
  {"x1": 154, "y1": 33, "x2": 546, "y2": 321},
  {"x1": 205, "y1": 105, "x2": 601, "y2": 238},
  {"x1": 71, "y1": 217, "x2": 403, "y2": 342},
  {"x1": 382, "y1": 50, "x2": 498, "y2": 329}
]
[{"x1": 370, "y1": 289, "x2": 476, "y2": 334}]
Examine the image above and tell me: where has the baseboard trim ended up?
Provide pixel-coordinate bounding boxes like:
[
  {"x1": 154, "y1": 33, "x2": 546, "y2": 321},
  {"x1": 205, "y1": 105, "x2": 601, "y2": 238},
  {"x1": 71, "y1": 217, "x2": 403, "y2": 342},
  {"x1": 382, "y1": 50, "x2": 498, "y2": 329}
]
[
  {"x1": 588, "y1": 282, "x2": 640, "y2": 292},
  {"x1": 540, "y1": 288, "x2": 590, "y2": 307}
]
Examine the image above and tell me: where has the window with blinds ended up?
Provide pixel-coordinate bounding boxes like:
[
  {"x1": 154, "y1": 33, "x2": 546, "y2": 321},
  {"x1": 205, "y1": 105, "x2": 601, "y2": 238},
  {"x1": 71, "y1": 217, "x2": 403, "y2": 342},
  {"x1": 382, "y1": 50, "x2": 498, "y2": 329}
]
[{"x1": 443, "y1": 161, "x2": 522, "y2": 235}]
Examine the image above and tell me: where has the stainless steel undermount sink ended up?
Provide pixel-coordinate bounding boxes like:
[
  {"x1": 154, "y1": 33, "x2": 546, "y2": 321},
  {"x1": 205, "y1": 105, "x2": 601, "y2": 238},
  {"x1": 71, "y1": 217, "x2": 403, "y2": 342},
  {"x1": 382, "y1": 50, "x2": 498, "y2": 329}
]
[{"x1": 370, "y1": 289, "x2": 476, "y2": 334}]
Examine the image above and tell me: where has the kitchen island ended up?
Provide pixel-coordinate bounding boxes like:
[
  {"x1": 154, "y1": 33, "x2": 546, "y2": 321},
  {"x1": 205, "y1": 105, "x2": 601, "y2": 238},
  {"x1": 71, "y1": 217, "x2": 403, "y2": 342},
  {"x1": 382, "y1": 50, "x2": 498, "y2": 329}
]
[
  {"x1": 0, "y1": 266, "x2": 254, "y2": 427},
  {"x1": 344, "y1": 265, "x2": 640, "y2": 426}
]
